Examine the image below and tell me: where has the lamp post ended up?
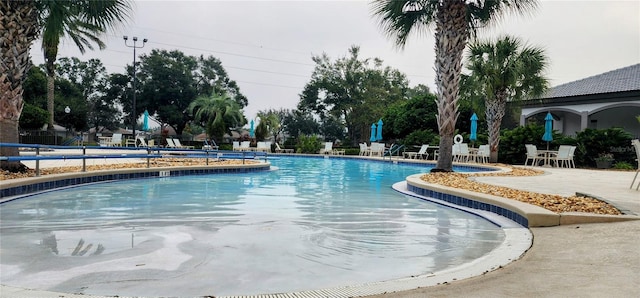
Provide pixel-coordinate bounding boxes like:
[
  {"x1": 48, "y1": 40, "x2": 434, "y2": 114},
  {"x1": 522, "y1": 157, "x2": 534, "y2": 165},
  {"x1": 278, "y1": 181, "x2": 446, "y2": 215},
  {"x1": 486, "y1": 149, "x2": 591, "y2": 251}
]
[{"x1": 123, "y1": 35, "x2": 147, "y2": 138}]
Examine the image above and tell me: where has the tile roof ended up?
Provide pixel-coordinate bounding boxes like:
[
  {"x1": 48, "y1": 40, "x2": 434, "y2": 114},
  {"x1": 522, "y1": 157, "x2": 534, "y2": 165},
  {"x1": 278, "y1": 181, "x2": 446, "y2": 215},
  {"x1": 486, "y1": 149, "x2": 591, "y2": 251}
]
[{"x1": 543, "y1": 63, "x2": 640, "y2": 99}]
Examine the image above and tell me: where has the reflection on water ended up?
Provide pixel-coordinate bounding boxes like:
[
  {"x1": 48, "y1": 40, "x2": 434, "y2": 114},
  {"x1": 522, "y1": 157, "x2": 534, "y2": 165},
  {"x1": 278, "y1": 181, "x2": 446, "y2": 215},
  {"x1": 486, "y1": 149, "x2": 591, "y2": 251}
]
[{"x1": 0, "y1": 157, "x2": 504, "y2": 296}]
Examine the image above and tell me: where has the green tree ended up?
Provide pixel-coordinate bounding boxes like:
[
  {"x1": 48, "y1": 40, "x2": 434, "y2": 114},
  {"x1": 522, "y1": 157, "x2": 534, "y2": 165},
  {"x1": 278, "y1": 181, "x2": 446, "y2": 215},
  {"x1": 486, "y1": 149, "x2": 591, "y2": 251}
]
[
  {"x1": 256, "y1": 110, "x2": 282, "y2": 142},
  {"x1": 299, "y1": 46, "x2": 408, "y2": 145},
  {"x1": 39, "y1": 0, "x2": 131, "y2": 130},
  {"x1": 282, "y1": 110, "x2": 320, "y2": 138},
  {"x1": 137, "y1": 50, "x2": 246, "y2": 135},
  {"x1": 464, "y1": 36, "x2": 548, "y2": 162},
  {"x1": 372, "y1": 0, "x2": 540, "y2": 171},
  {"x1": 188, "y1": 92, "x2": 245, "y2": 143}
]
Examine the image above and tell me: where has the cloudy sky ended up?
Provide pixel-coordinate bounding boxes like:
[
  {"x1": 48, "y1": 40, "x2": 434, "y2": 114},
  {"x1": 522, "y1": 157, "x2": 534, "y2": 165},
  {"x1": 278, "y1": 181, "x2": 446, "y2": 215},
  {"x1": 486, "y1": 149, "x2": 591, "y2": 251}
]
[{"x1": 29, "y1": 0, "x2": 639, "y2": 123}]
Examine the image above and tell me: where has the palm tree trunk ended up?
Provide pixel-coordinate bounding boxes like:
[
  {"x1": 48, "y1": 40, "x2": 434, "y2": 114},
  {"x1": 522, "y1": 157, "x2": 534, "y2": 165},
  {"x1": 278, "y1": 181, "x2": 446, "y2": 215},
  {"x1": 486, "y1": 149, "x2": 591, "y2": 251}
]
[
  {"x1": 0, "y1": 0, "x2": 39, "y2": 172},
  {"x1": 47, "y1": 74, "x2": 55, "y2": 130},
  {"x1": 486, "y1": 96, "x2": 507, "y2": 163},
  {"x1": 432, "y1": 1, "x2": 469, "y2": 172}
]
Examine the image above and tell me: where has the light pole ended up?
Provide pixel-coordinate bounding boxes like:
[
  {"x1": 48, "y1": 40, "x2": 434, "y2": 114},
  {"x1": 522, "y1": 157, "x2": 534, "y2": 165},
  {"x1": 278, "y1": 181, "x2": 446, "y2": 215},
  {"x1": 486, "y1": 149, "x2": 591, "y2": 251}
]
[{"x1": 123, "y1": 36, "x2": 147, "y2": 138}]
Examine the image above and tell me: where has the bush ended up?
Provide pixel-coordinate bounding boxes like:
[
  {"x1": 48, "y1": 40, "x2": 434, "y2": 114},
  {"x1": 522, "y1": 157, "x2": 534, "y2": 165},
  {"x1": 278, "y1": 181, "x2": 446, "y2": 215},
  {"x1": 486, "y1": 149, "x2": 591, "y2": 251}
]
[
  {"x1": 498, "y1": 124, "x2": 560, "y2": 165},
  {"x1": 575, "y1": 128, "x2": 635, "y2": 167},
  {"x1": 296, "y1": 135, "x2": 322, "y2": 154},
  {"x1": 400, "y1": 129, "x2": 438, "y2": 147},
  {"x1": 613, "y1": 161, "x2": 635, "y2": 170}
]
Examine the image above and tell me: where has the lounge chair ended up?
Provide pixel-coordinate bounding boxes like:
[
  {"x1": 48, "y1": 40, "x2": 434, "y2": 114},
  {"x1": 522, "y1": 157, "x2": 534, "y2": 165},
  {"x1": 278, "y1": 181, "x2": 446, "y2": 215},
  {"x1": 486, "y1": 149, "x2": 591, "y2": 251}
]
[
  {"x1": 319, "y1": 142, "x2": 333, "y2": 154},
  {"x1": 136, "y1": 135, "x2": 148, "y2": 147},
  {"x1": 630, "y1": 139, "x2": 640, "y2": 190},
  {"x1": 275, "y1": 143, "x2": 294, "y2": 153},
  {"x1": 232, "y1": 141, "x2": 240, "y2": 151},
  {"x1": 173, "y1": 139, "x2": 194, "y2": 149},
  {"x1": 165, "y1": 138, "x2": 177, "y2": 148},
  {"x1": 404, "y1": 145, "x2": 429, "y2": 160},
  {"x1": 203, "y1": 139, "x2": 218, "y2": 150}
]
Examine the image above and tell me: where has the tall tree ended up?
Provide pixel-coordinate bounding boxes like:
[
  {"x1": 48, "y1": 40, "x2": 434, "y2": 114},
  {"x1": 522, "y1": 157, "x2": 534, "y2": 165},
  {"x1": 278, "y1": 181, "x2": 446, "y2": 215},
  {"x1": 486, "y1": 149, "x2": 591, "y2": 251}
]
[
  {"x1": 299, "y1": 46, "x2": 408, "y2": 145},
  {"x1": 188, "y1": 92, "x2": 245, "y2": 143},
  {"x1": 40, "y1": 0, "x2": 132, "y2": 130},
  {"x1": 464, "y1": 35, "x2": 548, "y2": 162},
  {"x1": 137, "y1": 50, "x2": 246, "y2": 135},
  {"x1": 372, "y1": 0, "x2": 540, "y2": 172}
]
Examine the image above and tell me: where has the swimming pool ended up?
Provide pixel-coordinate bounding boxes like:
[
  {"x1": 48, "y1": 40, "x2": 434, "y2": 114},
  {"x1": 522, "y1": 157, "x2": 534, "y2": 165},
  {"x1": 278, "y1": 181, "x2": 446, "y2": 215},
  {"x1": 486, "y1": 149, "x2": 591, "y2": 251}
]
[{"x1": 0, "y1": 157, "x2": 506, "y2": 296}]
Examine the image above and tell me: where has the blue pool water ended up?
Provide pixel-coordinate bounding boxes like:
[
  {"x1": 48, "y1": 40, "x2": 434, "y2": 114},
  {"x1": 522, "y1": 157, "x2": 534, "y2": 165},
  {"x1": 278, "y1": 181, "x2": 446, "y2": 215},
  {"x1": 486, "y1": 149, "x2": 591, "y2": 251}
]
[{"x1": 0, "y1": 157, "x2": 504, "y2": 296}]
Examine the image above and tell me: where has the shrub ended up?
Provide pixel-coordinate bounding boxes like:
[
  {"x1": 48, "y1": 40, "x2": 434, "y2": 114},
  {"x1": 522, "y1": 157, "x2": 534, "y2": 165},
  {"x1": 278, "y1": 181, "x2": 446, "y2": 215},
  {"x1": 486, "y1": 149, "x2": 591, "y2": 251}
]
[
  {"x1": 613, "y1": 161, "x2": 634, "y2": 170},
  {"x1": 296, "y1": 135, "x2": 321, "y2": 154},
  {"x1": 498, "y1": 124, "x2": 559, "y2": 165},
  {"x1": 575, "y1": 128, "x2": 634, "y2": 167}
]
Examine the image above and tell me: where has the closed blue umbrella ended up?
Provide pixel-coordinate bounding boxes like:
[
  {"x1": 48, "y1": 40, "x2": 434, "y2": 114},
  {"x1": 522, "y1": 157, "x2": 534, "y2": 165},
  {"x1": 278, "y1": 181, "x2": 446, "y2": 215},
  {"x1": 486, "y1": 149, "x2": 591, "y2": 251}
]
[
  {"x1": 370, "y1": 123, "x2": 377, "y2": 142},
  {"x1": 376, "y1": 119, "x2": 383, "y2": 141},
  {"x1": 142, "y1": 110, "x2": 149, "y2": 131},
  {"x1": 542, "y1": 112, "x2": 553, "y2": 150},
  {"x1": 249, "y1": 119, "x2": 255, "y2": 138},
  {"x1": 470, "y1": 113, "x2": 478, "y2": 142}
]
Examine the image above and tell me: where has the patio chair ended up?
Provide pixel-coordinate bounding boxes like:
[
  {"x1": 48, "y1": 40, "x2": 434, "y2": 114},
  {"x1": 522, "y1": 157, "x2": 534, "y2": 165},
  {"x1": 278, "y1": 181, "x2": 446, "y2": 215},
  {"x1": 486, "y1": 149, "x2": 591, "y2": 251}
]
[
  {"x1": 203, "y1": 139, "x2": 218, "y2": 150},
  {"x1": 369, "y1": 142, "x2": 385, "y2": 157},
  {"x1": 453, "y1": 143, "x2": 470, "y2": 162},
  {"x1": 165, "y1": 138, "x2": 177, "y2": 148},
  {"x1": 359, "y1": 143, "x2": 370, "y2": 156},
  {"x1": 476, "y1": 145, "x2": 490, "y2": 163},
  {"x1": 136, "y1": 135, "x2": 148, "y2": 147},
  {"x1": 240, "y1": 141, "x2": 251, "y2": 151},
  {"x1": 552, "y1": 145, "x2": 573, "y2": 168},
  {"x1": 404, "y1": 145, "x2": 429, "y2": 160},
  {"x1": 319, "y1": 142, "x2": 333, "y2": 154},
  {"x1": 631, "y1": 139, "x2": 640, "y2": 190},
  {"x1": 173, "y1": 139, "x2": 194, "y2": 149},
  {"x1": 256, "y1": 141, "x2": 270, "y2": 152},
  {"x1": 524, "y1": 144, "x2": 544, "y2": 166},
  {"x1": 275, "y1": 143, "x2": 294, "y2": 153},
  {"x1": 106, "y1": 133, "x2": 122, "y2": 147},
  {"x1": 232, "y1": 141, "x2": 240, "y2": 151}
]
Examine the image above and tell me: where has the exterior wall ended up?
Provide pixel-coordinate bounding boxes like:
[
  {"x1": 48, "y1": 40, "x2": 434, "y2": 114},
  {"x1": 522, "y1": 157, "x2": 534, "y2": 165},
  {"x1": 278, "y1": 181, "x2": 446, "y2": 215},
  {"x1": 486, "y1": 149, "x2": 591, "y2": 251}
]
[{"x1": 591, "y1": 106, "x2": 640, "y2": 138}]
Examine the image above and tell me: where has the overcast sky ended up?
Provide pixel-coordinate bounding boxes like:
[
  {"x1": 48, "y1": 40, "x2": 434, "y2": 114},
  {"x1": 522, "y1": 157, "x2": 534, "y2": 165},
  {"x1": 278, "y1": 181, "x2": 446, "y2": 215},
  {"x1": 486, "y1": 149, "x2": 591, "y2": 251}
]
[{"x1": 29, "y1": 0, "x2": 640, "y2": 123}]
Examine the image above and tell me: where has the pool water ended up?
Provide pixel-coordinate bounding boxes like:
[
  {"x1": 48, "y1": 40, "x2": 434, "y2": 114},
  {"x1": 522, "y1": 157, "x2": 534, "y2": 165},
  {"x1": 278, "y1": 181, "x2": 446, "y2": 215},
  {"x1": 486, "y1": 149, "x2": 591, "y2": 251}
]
[{"x1": 0, "y1": 157, "x2": 505, "y2": 296}]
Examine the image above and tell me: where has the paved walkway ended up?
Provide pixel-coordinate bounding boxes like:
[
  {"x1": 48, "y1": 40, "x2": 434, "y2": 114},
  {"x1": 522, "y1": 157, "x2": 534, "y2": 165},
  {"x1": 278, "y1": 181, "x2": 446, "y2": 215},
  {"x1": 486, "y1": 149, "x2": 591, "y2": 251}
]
[
  {"x1": 2, "y1": 156, "x2": 639, "y2": 297},
  {"x1": 371, "y1": 166, "x2": 640, "y2": 298}
]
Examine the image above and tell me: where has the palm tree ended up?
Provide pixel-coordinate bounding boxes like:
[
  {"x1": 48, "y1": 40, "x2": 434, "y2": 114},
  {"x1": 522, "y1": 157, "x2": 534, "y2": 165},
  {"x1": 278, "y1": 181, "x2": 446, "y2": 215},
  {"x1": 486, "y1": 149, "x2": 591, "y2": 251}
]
[
  {"x1": 256, "y1": 111, "x2": 281, "y2": 142},
  {"x1": 372, "y1": 0, "x2": 540, "y2": 172},
  {"x1": 41, "y1": 0, "x2": 132, "y2": 130},
  {"x1": 1, "y1": 1, "x2": 41, "y2": 171},
  {"x1": 188, "y1": 92, "x2": 245, "y2": 142},
  {"x1": 465, "y1": 35, "x2": 548, "y2": 162},
  {"x1": 0, "y1": 0, "x2": 131, "y2": 172}
]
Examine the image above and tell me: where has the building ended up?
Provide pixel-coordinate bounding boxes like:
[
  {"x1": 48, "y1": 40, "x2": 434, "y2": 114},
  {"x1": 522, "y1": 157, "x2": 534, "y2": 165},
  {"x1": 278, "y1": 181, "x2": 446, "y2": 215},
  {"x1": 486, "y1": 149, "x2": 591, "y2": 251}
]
[{"x1": 520, "y1": 64, "x2": 640, "y2": 137}]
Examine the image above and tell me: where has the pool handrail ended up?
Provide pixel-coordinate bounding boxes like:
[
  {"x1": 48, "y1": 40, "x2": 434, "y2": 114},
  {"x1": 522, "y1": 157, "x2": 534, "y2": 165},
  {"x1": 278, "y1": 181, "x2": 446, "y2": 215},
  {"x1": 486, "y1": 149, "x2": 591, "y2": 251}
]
[{"x1": 0, "y1": 143, "x2": 268, "y2": 176}]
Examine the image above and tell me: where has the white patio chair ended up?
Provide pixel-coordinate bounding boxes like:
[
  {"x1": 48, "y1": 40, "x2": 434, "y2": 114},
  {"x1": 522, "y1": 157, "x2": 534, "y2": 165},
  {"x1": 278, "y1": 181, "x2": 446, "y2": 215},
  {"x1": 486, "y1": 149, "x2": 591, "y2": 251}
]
[
  {"x1": 630, "y1": 139, "x2": 640, "y2": 190},
  {"x1": 319, "y1": 142, "x2": 333, "y2": 154},
  {"x1": 552, "y1": 145, "x2": 573, "y2": 168},
  {"x1": 275, "y1": 143, "x2": 294, "y2": 153},
  {"x1": 165, "y1": 138, "x2": 177, "y2": 148},
  {"x1": 107, "y1": 133, "x2": 122, "y2": 147},
  {"x1": 240, "y1": 141, "x2": 251, "y2": 151},
  {"x1": 453, "y1": 143, "x2": 470, "y2": 162},
  {"x1": 404, "y1": 145, "x2": 429, "y2": 160},
  {"x1": 136, "y1": 135, "x2": 148, "y2": 147},
  {"x1": 232, "y1": 141, "x2": 240, "y2": 151},
  {"x1": 256, "y1": 141, "x2": 270, "y2": 152},
  {"x1": 524, "y1": 144, "x2": 544, "y2": 166},
  {"x1": 369, "y1": 142, "x2": 384, "y2": 157},
  {"x1": 359, "y1": 143, "x2": 370, "y2": 156},
  {"x1": 173, "y1": 139, "x2": 194, "y2": 149},
  {"x1": 476, "y1": 145, "x2": 490, "y2": 163}
]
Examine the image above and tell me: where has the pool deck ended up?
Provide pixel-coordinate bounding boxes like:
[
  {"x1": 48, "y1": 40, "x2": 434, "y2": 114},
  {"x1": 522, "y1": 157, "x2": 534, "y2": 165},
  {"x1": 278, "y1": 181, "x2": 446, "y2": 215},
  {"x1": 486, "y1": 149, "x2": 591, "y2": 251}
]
[{"x1": 1, "y1": 154, "x2": 639, "y2": 297}]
